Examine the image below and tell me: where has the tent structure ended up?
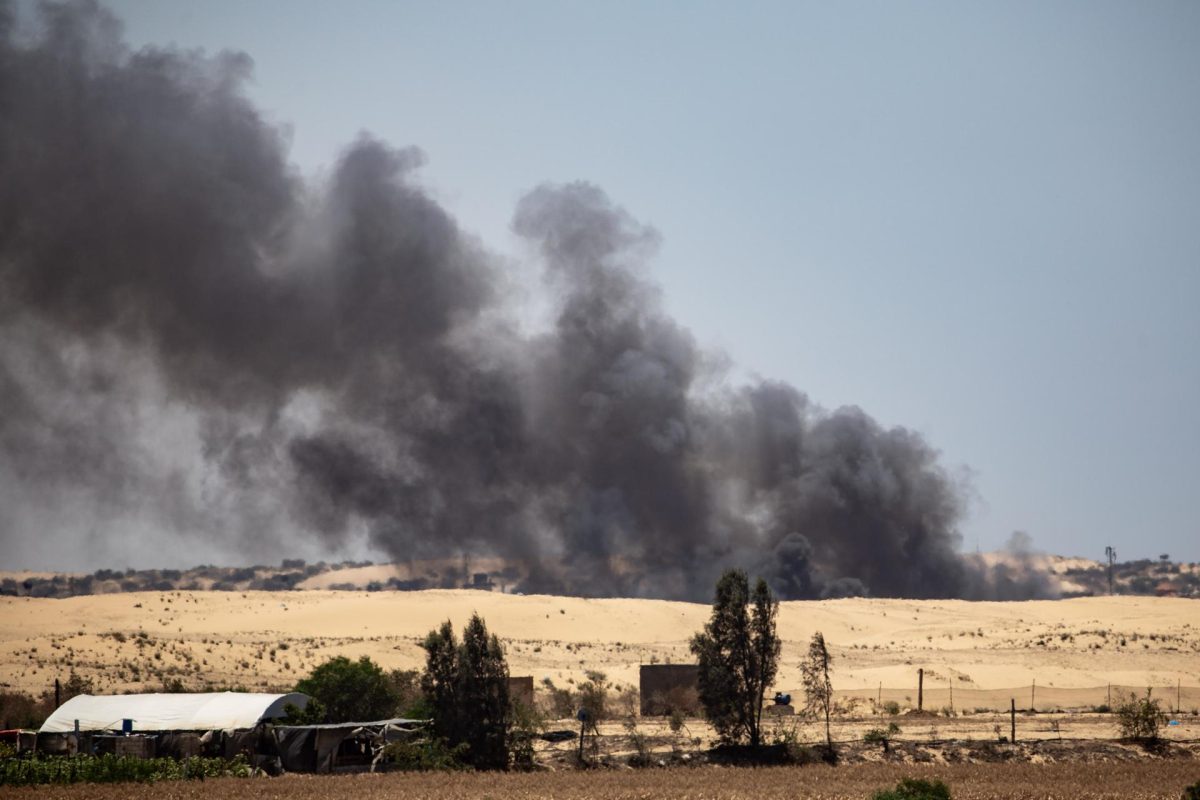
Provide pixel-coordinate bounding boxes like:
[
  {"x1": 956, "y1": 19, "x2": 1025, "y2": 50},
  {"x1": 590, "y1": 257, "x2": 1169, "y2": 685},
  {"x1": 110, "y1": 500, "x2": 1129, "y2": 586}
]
[
  {"x1": 39, "y1": 692, "x2": 309, "y2": 734},
  {"x1": 275, "y1": 718, "x2": 425, "y2": 773}
]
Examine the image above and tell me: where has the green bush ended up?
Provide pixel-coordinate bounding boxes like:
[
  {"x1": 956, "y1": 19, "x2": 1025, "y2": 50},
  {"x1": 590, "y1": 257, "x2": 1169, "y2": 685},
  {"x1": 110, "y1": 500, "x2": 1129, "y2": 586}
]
[
  {"x1": 863, "y1": 722, "x2": 901, "y2": 749},
  {"x1": 883, "y1": 700, "x2": 901, "y2": 716},
  {"x1": 0, "y1": 754, "x2": 250, "y2": 786},
  {"x1": 508, "y1": 696, "x2": 546, "y2": 770},
  {"x1": 540, "y1": 677, "x2": 576, "y2": 719},
  {"x1": 295, "y1": 655, "x2": 399, "y2": 723},
  {"x1": 382, "y1": 738, "x2": 468, "y2": 771},
  {"x1": 870, "y1": 777, "x2": 952, "y2": 800},
  {"x1": 576, "y1": 671, "x2": 611, "y2": 724},
  {"x1": 1115, "y1": 689, "x2": 1166, "y2": 741},
  {"x1": 1181, "y1": 779, "x2": 1200, "y2": 800}
]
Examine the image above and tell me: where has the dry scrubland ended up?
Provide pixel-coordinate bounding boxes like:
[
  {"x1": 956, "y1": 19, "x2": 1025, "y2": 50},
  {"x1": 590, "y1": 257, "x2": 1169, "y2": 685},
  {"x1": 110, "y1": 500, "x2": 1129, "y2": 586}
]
[
  {"x1": 3, "y1": 591, "x2": 1200, "y2": 791},
  {"x1": 2, "y1": 591, "x2": 1196, "y2": 702},
  {"x1": 5, "y1": 763, "x2": 1200, "y2": 800}
]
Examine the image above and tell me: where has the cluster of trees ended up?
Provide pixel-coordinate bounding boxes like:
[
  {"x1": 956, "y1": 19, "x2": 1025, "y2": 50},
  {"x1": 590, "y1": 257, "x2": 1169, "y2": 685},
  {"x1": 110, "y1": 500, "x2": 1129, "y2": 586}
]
[
  {"x1": 282, "y1": 574, "x2": 782, "y2": 770},
  {"x1": 289, "y1": 614, "x2": 514, "y2": 770},
  {"x1": 290, "y1": 568, "x2": 832, "y2": 769}
]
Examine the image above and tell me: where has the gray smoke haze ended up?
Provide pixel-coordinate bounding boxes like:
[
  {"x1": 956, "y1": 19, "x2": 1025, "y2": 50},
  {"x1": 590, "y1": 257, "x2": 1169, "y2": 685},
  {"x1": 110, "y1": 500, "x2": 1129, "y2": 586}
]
[{"x1": 0, "y1": 1, "x2": 1058, "y2": 600}]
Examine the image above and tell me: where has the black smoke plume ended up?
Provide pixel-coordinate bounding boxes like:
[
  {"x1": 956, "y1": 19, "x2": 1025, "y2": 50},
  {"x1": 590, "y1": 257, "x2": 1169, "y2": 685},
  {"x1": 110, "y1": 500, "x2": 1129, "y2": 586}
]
[{"x1": 0, "y1": 1, "x2": 1057, "y2": 600}]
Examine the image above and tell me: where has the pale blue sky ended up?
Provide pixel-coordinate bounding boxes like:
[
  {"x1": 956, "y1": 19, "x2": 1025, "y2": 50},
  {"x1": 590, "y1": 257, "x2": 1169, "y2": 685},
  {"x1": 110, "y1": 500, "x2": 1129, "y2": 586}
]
[{"x1": 90, "y1": 1, "x2": 1200, "y2": 561}]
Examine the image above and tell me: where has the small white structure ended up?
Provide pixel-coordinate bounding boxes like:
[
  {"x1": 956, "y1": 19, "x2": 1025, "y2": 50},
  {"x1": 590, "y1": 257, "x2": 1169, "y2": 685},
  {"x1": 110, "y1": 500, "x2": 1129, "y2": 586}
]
[{"x1": 39, "y1": 692, "x2": 308, "y2": 733}]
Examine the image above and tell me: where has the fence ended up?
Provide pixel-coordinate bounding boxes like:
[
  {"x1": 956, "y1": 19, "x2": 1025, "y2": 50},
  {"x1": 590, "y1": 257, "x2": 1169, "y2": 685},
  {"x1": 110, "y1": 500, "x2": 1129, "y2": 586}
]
[{"x1": 826, "y1": 683, "x2": 1200, "y2": 714}]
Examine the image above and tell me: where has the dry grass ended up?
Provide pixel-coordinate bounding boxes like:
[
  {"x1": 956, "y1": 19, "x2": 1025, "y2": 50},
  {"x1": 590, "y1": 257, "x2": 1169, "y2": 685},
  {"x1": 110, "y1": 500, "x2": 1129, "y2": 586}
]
[{"x1": 6, "y1": 762, "x2": 1199, "y2": 800}]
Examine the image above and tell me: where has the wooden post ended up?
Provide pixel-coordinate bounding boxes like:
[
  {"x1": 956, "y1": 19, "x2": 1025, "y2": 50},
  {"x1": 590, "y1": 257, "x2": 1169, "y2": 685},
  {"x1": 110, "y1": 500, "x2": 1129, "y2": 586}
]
[
  {"x1": 949, "y1": 678, "x2": 954, "y2": 714},
  {"x1": 1010, "y1": 698, "x2": 1016, "y2": 743},
  {"x1": 918, "y1": 668, "x2": 924, "y2": 712},
  {"x1": 55, "y1": 678, "x2": 61, "y2": 709},
  {"x1": 1031, "y1": 680, "x2": 1036, "y2": 712},
  {"x1": 1107, "y1": 683, "x2": 1111, "y2": 709},
  {"x1": 1178, "y1": 679, "x2": 1182, "y2": 714},
  {"x1": 877, "y1": 682, "x2": 882, "y2": 710},
  {"x1": 578, "y1": 717, "x2": 586, "y2": 762}
]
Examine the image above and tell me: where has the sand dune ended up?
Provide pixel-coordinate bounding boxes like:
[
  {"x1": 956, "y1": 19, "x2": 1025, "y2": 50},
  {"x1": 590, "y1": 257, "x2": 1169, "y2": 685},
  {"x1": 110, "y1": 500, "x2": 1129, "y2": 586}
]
[{"x1": 1, "y1": 592, "x2": 1196, "y2": 712}]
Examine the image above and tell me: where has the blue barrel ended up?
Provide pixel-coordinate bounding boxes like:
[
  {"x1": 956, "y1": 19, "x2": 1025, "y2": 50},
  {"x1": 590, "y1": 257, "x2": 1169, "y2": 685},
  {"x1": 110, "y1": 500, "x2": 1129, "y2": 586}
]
[{"x1": 121, "y1": 719, "x2": 133, "y2": 734}]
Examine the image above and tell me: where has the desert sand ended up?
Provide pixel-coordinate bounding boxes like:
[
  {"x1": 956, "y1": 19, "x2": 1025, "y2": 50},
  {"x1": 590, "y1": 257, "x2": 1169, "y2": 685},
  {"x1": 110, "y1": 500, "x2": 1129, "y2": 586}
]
[{"x1": 1, "y1": 591, "x2": 1197, "y2": 713}]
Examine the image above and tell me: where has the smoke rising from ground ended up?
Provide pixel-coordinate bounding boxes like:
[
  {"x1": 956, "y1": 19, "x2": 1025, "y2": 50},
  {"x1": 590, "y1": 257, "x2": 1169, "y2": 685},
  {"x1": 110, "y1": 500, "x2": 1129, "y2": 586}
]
[{"x1": 0, "y1": 1, "x2": 1057, "y2": 600}]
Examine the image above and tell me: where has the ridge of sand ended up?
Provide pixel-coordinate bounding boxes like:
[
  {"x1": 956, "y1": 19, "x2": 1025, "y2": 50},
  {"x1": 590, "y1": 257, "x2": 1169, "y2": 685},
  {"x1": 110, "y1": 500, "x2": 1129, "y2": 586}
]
[{"x1": 1, "y1": 592, "x2": 1196, "y2": 706}]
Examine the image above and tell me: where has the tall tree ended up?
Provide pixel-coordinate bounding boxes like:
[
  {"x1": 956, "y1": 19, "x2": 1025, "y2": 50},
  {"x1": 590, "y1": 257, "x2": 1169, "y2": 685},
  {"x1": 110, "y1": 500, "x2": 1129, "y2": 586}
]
[
  {"x1": 801, "y1": 631, "x2": 834, "y2": 750},
  {"x1": 421, "y1": 614, "x2": 512, "y2": 769},
  {"x1": 421, "y1": 621, "x2": 460, "y2": 742},
  {"x1": 689, "y1": 569, "x2": 780, "y2": 747}
]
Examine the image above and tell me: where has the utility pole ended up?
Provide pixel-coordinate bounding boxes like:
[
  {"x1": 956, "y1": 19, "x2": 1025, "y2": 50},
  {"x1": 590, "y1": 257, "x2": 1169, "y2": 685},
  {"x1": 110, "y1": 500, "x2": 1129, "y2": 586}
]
[{"x1": 1105, "y1": 546, "x2": 1117, "y2": 595}]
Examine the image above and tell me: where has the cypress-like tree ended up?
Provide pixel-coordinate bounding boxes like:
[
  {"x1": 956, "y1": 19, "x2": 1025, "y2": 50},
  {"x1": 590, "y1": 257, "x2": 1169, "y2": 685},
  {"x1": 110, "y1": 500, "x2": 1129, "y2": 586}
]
[
  {"x1": 801, "y1": 631, "x2": 834, "y2": 750},
  {"x1": 420, "y1": 613, "x2": 511, "y2": 769},
  {"x1": 421, "y1": 621, "x2": 460, "y2": 742},
  {"x1": 689, "y1": 569, "x2": 780, "y2": 747}
]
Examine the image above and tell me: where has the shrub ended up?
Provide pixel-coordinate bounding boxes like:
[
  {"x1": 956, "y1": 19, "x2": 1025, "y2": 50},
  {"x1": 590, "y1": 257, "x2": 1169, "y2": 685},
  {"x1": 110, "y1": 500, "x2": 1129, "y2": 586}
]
[
  {"x1": 383, "y1": 738, "x2": 468, "y2": 771},
  {"x1": 623, "y1": 716, "x2": 652, "y2": 767},
  {"x1": 1115, "y1": 689, "x2": 1167, "y2": 741},
  {"x1": 883, "y1": 700, "x2": 901, "y2": 716},
  {"x1": 508, "y1": 698, "x2": 545, "y2": 771},
  {"x1": 282, "y1": 698, "x2": 326, "y2": 724},
  {"x1": 577, "y1": 670, "x2": 610, "y2": 724},
  {"x1": 863, "y1": 722, "x2": 901, "y2": 751},
  {"x1": 1181, "y1": 779, "x2": 1200, "y2": 800},
  {"x1": 540, "y1": 677, "x2": 576, "y2": 719},
  {"x1": 871, "y1": 777, "x2": 952, "y2": 800},
  {"x1": 0, "y1": 691, "x2": 52, "y2": 729}
]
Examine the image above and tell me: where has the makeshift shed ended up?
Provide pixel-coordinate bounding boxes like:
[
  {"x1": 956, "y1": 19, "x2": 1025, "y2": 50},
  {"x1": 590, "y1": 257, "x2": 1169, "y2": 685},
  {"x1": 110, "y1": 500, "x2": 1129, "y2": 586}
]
[
  {"x1": 274, "y1": 718, "x2": 424, "y2": 773},
  {"x1": 39, "y1": 692, "x2": 309, "y2": 734}
]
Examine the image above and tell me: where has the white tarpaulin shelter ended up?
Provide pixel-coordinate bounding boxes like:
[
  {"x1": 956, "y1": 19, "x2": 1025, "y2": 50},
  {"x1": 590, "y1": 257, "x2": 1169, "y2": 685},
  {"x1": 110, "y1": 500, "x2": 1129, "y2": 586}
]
[{"x1": 39, "y1": 692, "x2": 309, "y2": 733}]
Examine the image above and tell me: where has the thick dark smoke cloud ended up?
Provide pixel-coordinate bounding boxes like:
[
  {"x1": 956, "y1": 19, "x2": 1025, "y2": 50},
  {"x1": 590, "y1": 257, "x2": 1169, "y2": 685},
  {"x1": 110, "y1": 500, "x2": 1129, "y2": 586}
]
[{"x1": 0, "y1": 1, "x2": 1057, "y2": 600}]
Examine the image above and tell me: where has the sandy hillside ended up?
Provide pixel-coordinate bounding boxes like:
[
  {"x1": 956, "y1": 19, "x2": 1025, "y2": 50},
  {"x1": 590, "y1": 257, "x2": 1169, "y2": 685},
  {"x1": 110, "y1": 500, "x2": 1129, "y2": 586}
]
[{"x1": 1, "y1": 592, "x2": 1197, "y2": 711}]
